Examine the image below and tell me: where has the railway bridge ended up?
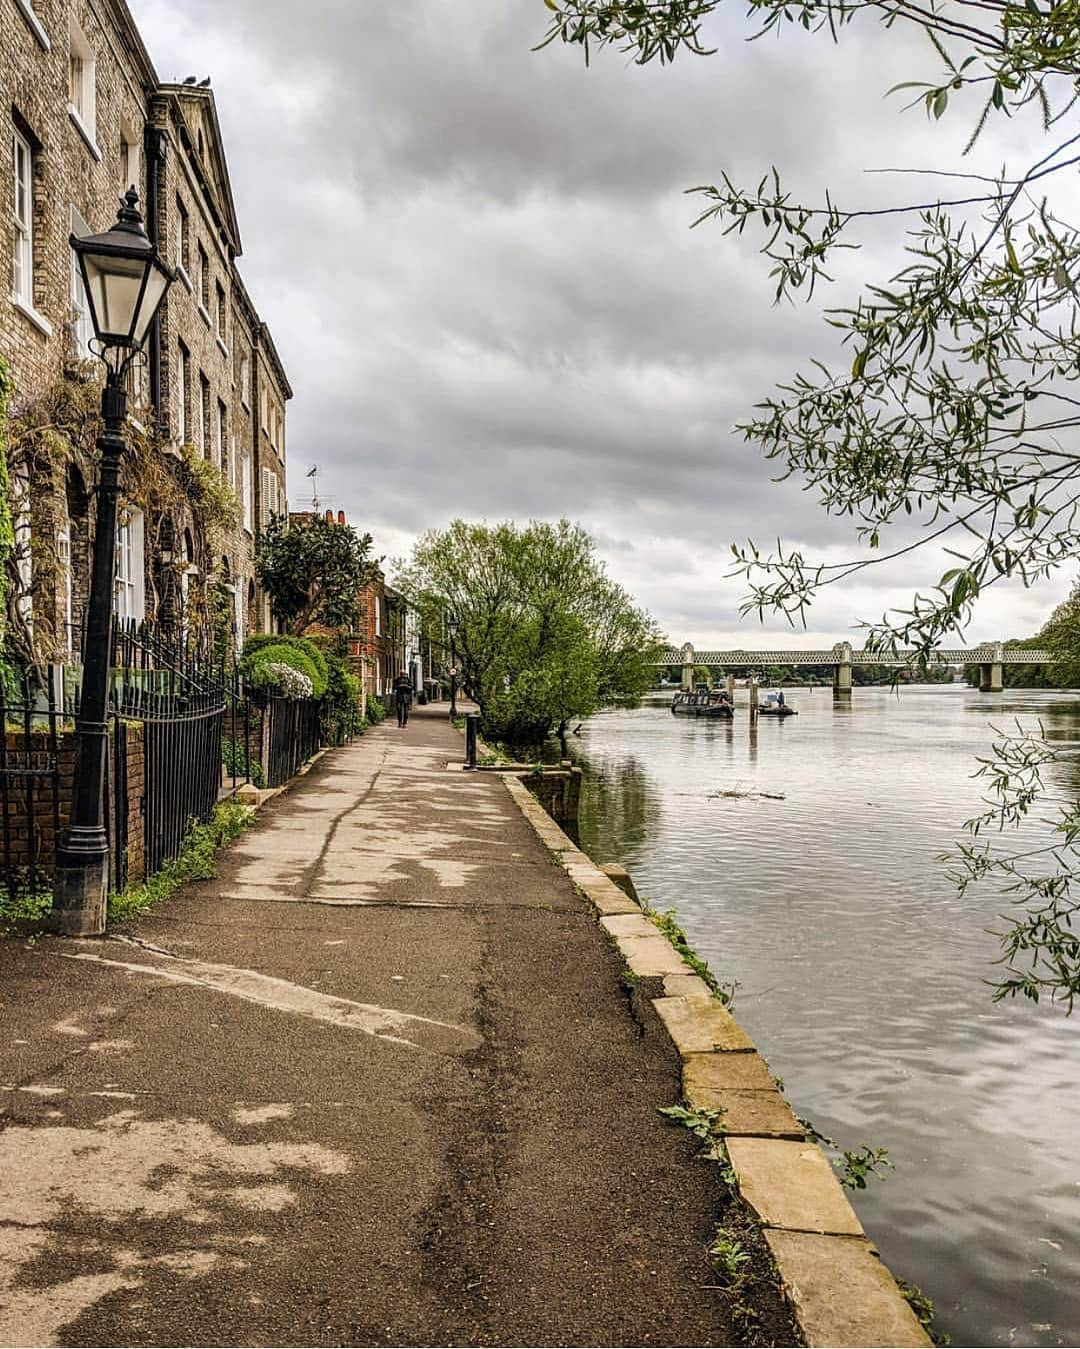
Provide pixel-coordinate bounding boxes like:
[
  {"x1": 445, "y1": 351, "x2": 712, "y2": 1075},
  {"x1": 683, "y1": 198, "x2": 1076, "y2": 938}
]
[{"x1": 657, "y1": 641, "x2": 1051, "y2": 695}]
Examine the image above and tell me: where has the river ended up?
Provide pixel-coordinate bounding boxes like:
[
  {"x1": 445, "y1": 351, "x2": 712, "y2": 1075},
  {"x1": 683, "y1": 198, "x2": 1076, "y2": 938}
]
[{"x1": 566, "y1": 685, "x2": 1080, "y2": 1349}]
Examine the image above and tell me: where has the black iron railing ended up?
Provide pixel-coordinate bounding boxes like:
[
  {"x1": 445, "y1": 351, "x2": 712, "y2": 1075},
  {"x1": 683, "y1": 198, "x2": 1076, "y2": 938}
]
[
  {"x1": 0, "y1": 618, "x2": 357, "y2": 908},
  {"x1": 264, "y1": 696, "x2": 322, "y2": 787}
]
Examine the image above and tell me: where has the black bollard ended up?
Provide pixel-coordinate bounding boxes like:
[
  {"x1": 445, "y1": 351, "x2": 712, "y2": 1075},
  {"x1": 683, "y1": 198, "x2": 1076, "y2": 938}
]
[{"x1": 465, "y1": 712, "x2": 479, "y2": 769}]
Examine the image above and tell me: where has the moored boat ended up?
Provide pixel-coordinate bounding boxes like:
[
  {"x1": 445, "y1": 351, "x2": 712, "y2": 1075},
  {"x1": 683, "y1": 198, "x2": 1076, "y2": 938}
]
[
  {"x1": 758, "y1": 693, "x2": 797, "y2": 717},
  {"x1": 671, "y1": 691, "x2": 734, "y2": 719}
]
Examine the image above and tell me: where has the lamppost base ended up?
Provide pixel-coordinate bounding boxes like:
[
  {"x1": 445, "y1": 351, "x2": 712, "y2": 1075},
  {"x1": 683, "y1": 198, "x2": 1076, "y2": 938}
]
[{"x1": 50, "y1": 831, "x2": 110, "y2": 936}]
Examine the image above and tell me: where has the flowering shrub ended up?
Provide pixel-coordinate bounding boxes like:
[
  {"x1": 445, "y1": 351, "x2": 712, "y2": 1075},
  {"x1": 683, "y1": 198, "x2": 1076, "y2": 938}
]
[{"x1": 257, "y1": 661, "x2": 314, "y2": 699}]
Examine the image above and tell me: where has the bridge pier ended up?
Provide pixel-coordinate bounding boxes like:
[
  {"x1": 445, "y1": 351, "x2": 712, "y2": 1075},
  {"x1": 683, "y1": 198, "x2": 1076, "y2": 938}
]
[
  {"x1": 832, "y1": 641, "x2": 853, "y2": 701},
  {"x1": 979, "y1": 641, "x2": 1004, "y2": 693},
  {"x1": 726, "y1": 673, "x2": 735, "y2": 701},
  {"x1": 680, "y1": 642, "x2": 695, "y2": 692}
]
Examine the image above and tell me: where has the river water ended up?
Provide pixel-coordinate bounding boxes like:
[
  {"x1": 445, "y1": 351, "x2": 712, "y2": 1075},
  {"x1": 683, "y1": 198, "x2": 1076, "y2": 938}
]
[{"x1": 567, "y1": 685, "x2": 1080, "y2": 1348}]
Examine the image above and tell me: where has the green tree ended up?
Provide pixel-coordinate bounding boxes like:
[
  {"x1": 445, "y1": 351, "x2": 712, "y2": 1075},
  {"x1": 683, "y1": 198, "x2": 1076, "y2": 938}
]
[
  {"x1": 1039, "y1": 579, "x2": 1080, "y2": 688},
  {"x1": 255, "y1": 514, "x2": 377, "y2": 636},
  {"x1": 396, "y1": 519, "x2": 664, "y2": 743},
  {"x1": 542, "y1": 0, "x2": 1080, "y2": 1008}
]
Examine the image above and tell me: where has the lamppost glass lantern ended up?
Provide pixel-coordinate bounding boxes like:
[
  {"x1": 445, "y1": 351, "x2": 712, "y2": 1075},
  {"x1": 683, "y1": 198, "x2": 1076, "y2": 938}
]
[
  {"x1": 70, "y1": 187, "x2": 174, "y2": 357},
  {"x1": 446, "y1": 612, "x2": 459, "y2": 637}
]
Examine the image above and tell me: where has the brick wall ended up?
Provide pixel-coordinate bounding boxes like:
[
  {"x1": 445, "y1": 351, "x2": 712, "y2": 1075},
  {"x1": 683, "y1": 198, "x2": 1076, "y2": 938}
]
[{"x1": 1, "y1": 721, "x2": 145, "y2": 889}]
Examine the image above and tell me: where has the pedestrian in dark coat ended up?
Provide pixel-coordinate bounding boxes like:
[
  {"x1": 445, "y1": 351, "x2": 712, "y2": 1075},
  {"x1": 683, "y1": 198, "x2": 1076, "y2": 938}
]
[{"x1": 393, "y1": 672, "x2": 413, "y2": 728}]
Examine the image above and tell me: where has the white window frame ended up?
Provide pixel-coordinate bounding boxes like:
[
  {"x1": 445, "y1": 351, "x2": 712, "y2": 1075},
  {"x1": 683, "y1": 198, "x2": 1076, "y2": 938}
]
[
  {"x1": 241, "y1": 450, "x2": 253, "y2": 532},
  {"x1": 197, "y1": 373, "x2": 209, "y2": 457},
  {"x1": 174, "y1": 196, "x2": 190, "y2": 283},
  {"x1": 119, "y1": 119, "x2": 140, "y2": 192},
  {"x1": 216, "y1": 400, "x2": 226, "y2": 472},
  {"x1": 68, "y1": 22, "x2": 99, "y2": 159},
  {"x1": 69, "y1": 205, "x2": 94, "y2": 357},
  {"x1": 15, "y1": 0, "x2": 51, "y2": 50},
  {"x1": 12, "y1": 127, "x2": 33, "y2": 308},
  {"x1": 57, "y1": 526, "x2": 73, "y2": 655},
  {"x1": 375, "y1": 596, "x2": 382, "y2": 637},
  {"x1": 196, "y1": 244, "x2": 210, "y2": 318},
  {"x1": 114, "y1": 509, "x2": 145, "y2": 623},
  {"x1": 176, "y1": 343, "x2": 188, "y2": 444},
  {"x1": 12, "y1": 468, "x2": 32, "y2": 632}
]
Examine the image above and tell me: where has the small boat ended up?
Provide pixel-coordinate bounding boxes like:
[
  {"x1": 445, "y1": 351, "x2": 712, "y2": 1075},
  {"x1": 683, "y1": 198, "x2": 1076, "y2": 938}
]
[
  {"x1": 671, "y1": 690, "x2": 734, "y2": 719},
  {"x1": 758, "y1": 694, "x2": 797, "y2": 717}
]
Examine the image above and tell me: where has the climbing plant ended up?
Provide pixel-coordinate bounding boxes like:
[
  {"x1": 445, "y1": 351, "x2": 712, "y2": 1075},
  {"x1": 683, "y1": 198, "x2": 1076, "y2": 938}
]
[
  {"x1": 0, "y1": 358, "x2": 16, "y2": 697},
  {"x1": 4, "y1": 372, "x2": 242, "y2": 668}
]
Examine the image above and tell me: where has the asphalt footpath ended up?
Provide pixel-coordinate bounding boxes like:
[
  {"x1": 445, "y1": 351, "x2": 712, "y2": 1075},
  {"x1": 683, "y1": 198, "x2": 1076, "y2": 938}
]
[{"x1": 0, "y1": 703, "x2": 793, "y2": 1347}]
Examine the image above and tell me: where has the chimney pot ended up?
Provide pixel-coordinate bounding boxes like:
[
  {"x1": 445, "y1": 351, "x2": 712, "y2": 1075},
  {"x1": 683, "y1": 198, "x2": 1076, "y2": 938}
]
[
  {"x1": 338, "y1": 510, "x2": 346, "y2": 525},
  {"x1": 325, "y1": 509, "x2": 333, "y2": 522}
]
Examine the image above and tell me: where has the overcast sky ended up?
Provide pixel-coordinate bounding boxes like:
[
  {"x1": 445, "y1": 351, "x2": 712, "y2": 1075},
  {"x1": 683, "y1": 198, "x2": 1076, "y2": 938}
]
[{"x1": 131, "y1": 0, "x2": 1073, "y2": 648}]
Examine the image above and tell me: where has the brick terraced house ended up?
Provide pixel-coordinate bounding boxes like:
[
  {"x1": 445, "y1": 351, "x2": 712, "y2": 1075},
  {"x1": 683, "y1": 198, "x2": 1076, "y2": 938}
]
[{"x1": 2, "y1": 0, "x2": 290, "y2": 664}]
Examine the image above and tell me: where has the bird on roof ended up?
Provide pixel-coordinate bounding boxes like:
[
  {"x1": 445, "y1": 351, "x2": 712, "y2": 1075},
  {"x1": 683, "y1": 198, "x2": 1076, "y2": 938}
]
[
  {"x1": 197, "y1": 77, "x2": 211, "y2": 87},
  {"x1": 182, "y1": 75, "x2": 197, "y2": 84}
]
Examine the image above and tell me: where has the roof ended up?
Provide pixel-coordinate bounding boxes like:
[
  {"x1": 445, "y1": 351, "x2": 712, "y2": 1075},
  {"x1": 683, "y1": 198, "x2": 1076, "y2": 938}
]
[{"x1": 157, "y1": 85, "x2": 243, "y2": 257}]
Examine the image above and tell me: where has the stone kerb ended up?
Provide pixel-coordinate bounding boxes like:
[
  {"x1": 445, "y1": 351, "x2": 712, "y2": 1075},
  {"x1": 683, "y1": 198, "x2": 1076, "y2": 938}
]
[{"x1": 498, "y1": 770, "x2": 931, "y2": 1349}]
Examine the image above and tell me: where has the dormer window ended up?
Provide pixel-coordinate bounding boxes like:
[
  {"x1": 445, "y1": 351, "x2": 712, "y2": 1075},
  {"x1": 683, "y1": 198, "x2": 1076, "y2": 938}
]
[{"x1": 68, "y1": 23, "x2": 98, "y2": 156}]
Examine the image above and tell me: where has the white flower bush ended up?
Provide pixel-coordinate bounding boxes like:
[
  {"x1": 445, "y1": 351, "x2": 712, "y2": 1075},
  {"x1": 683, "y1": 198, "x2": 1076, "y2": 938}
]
[{"x1": 260, "y1": 662, "x2": 314, "y2": 699}]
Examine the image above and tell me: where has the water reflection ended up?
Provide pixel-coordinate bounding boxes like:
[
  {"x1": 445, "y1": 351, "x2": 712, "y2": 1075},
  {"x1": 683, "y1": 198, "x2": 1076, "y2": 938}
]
[{"x1": 571, "y1": 687, "x2": 1080, "y2": 1349}]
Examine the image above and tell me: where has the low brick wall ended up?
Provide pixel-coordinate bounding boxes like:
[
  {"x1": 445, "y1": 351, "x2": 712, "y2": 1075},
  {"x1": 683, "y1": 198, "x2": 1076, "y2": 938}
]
[{"x1": 1, "y1": 724, "x2": 145, "y2": 890}]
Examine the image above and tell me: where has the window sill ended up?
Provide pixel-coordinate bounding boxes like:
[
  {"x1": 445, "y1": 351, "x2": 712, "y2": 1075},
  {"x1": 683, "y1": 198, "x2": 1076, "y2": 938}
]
[
  {"x1": 11, "y1": 295, "x2": 53, "y2": 337},
  {"x1": 216, "y1": 336, "x2": 230, "y2": 358},
  {"x1": 14, "y1": 0, "x2": 50, "y2": 49},
  {"x1": 176, "y1": 265, "x2": 192, "y2": 293},
  {"x1": 68, "y1": 106, "x2": 102, "y2": 162},
  {"x1": 198, "y1": 304, "x2": 212, "y2": 329}
]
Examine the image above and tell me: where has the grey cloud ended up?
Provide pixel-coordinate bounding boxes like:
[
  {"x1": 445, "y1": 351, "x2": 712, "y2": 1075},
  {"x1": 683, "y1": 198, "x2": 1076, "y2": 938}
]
[{"x1": 130, "y1": 0, "x2": 1073, "y2": 645}]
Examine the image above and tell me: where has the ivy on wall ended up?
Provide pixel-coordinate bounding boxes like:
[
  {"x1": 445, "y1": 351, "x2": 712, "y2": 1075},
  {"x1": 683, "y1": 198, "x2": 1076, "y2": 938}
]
[{"x1": 0, "y1": 358, "x2": 16, "y2": 696}]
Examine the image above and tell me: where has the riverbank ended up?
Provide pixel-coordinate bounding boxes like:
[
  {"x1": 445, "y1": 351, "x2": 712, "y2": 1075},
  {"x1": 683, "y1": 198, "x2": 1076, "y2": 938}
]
[
  {"x1": 1, "y1": 703, "x2": 804, "y2": 1346},
  {"x1": 565, "y1": 689, "x2": 1080, "y2": 1347}
]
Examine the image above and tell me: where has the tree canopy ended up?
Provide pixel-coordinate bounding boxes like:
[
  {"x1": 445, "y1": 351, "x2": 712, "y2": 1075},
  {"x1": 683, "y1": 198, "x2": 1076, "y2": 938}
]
[
  {"x1": 255, "y1": 514, "x2": 377, "y2": 636},
  {"x1": 541, "y1": 0, "x2": 1080, "y2": 1008},
  {"x1": 395, "y1": 519, "x2": 664, "y2": 743}
]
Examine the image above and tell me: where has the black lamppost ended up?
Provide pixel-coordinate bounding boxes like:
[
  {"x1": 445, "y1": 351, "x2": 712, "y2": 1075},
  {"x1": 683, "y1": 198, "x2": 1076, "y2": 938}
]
[
  {"x1": 447, "y1": 611, "x2": 459, "y2": 719},
  {"x1": 50, "y1": 190, "x2": 174, "y2": 936}
]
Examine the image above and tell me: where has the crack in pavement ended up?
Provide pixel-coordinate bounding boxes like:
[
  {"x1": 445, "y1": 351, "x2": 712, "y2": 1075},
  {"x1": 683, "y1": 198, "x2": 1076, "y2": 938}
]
[{"x1": 51, "y1": 948, "x2": 481, "y2": 1054}]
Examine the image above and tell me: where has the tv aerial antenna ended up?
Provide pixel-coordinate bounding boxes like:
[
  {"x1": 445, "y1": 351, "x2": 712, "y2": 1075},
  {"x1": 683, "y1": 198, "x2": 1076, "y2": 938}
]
[{"x1": 305, "y1": 464, "x2": 320, "y2": 513}]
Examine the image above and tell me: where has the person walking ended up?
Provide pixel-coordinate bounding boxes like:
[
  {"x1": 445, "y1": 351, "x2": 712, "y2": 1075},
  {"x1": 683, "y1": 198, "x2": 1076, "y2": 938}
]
[{"x1": 393, "y1": 672, "x2": 413, "y2": 728}]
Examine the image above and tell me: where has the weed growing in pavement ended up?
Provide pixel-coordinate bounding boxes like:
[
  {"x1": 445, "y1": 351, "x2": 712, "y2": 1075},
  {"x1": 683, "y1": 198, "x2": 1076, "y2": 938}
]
[
  {"x1": 899, "y1": 1280, "x2": 952, "y2": 1346},
  {"x1": 639, "y1": 899, "x2": 739, "y2": 1007},
  {"x1": 658, "y1": 1103, "x2": 728, "y2": 1143},
  {"x1": 109, "y1": 799, "x2": 254, "y2": 921},
  {"x1": 799, "y1": 1118, "x2": 893, "y2": 1190},
  {"x1": 0, "y1": 885, "x2": 53, "y2": 936},
  {"x1": 709, "y1": 1227, "x2": 752, "y2": 1284},
  {"x1": 452, "y1": 716, "x2": 466, "y2": 730}
]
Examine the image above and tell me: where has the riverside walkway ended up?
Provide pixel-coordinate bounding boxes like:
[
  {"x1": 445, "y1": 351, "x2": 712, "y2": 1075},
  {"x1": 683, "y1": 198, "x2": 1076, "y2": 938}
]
[{"x1": 0, "y1": 704, "x2": 797, "y2": 1347}]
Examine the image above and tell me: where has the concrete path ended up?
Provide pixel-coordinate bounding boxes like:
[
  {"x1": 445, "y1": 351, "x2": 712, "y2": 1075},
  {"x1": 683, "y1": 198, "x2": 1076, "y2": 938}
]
[{"x1": 0, "y1": 706, "x2": 794, "y2": 1346}]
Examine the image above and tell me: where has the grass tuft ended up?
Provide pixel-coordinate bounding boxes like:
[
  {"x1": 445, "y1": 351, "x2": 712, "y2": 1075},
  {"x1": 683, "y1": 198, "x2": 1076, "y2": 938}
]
[{"x1": 108, "y1": 799, "x2": 254, "y2": 922}]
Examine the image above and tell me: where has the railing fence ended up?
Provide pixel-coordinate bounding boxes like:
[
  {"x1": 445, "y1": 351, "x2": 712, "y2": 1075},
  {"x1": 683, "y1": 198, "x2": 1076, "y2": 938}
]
[{"x1": 0, "y1": 619, "x2": 355, "y2": 908}]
